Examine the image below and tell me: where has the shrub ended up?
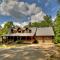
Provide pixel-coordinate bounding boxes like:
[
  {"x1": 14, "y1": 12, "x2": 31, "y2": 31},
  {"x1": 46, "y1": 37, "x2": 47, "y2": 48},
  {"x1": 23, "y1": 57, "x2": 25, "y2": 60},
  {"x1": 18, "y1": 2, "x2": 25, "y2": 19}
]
[
  {"x1": 33, "y1": 40, "x2": 38, "y2": 44},
  {"x1": 16, "y1": 40, "x2": 23, "y2": 44},
  {"x1": 54, "y1": 36, "x2": 60, "y2": 44}
]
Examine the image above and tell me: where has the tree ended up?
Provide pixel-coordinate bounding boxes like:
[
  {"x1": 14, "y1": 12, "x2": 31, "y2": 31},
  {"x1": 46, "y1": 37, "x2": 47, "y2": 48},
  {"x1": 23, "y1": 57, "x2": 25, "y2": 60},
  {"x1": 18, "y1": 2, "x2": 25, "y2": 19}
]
[
  {"x1": 44, "y1": 15, "x2": 52, "y2": 26},
  {"x1": 0, "y1": 21, "x2": 14, "y2": 35},
  {"x1": 24, "y1": 15, "x2": 53, "y2": 28},
  {"x1": 4, "y1": 21, "x2": 13, "y2": 28},
  {"x1": 31, "y1": 22, "x2": 40, "y2": 27},
  {"x1": 27, "y1": 15, "x2": 52, "y2": 27},
  {"x1": 54, "y1": 10, "x2": 60, "y2": 43},
  {"x1": 30, "y1": 21, "x2": 50, "y2": 27}
]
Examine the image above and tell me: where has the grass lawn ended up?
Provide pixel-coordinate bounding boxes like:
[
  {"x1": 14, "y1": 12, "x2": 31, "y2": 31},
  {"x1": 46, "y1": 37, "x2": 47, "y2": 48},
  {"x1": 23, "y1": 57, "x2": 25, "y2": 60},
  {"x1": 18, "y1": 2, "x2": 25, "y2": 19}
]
[
  {"x1": 55, "y1": 43, "x2": 60, "y2": 47},
  {"x1": 0, "y1": 44, "x2": 30, "y2": 49}
]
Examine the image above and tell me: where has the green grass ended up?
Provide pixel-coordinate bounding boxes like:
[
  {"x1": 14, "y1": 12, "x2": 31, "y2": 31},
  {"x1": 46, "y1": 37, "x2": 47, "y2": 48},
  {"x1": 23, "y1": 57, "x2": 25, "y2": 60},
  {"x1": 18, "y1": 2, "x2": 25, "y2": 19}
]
[
  {"x1": 55, "y1": 43, "x2": 60, "y2": 47},
  {"x1": 0, "y1": 44, "x2": 30, "y2": 48}
]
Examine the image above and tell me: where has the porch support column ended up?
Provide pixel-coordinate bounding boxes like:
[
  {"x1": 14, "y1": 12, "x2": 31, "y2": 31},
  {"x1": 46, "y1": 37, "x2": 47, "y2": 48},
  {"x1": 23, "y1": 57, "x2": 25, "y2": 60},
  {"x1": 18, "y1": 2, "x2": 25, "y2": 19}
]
[
  {"x1": 13, "y1": 36, "x2": 15, "y2": 42},
  {"x1": 31, "y1": 36, "x2": 32, "y2": 40},
  {"x1": 16, "y1": 36, "x2": 17, "y2": 40},
  {"x1": 26, "y1": 36, "x2": 27, "y2": 40},
  {"x1": 10, "y1": 36, "x2": 11, "y2": 42},
  {"x1": 2, "y1": 36, "x2": 3, "y2": 43},
  {"x1": 20, "y1": 36, "x2": 21, "y2": 40},
  {"x1": 6, "y1": 36, "x2": 7, "y2": 43},
  {"x1": 42, "y1": 36, "x2": 45, "y2": 43},
  {"x1": 25, "y1": 36, "x2": 27, "y2": 40}
]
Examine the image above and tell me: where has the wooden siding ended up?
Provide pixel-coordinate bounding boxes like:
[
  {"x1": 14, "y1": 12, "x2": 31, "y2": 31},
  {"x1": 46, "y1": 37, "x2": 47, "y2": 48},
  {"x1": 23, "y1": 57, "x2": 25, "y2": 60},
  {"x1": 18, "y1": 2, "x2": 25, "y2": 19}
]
[{"x1": 36, "y1": 36, "x2": 54, "y2": 43}]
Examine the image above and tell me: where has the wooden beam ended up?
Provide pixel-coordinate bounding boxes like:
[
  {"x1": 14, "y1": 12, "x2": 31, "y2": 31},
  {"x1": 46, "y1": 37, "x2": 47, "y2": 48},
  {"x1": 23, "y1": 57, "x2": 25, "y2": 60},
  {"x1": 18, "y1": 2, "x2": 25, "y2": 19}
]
[
  {"x1": 26, "y1": 36, "x2": 27, "y2": 40},
  {"x1": 6, "y1": 36, "x2": 7, "y2": 43},
  {"x1": 42, "y1": 36, "x2": 45, "y2": 43},
  {"x1": 31, "y1": 36, "x2": 32, "y2": 40},
  {"x1": 20, "y1": 36, "x2": 21, "y2": 40},
  {"x1": 13, "y1": 36, "x2": 14, "y2": 42},
  {"x1": 2, "y1": 36, "x2": 3, "y2": 43}
]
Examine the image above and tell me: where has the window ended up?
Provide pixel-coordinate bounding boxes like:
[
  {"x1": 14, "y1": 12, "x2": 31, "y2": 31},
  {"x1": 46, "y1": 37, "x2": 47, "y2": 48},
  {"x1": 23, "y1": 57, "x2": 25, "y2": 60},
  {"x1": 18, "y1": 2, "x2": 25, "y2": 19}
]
[
  {"x1": 29, "y1": 30, "x2": 32, "y2": 33},
  {"x1": 11, "y1": 29, "x2": 14, "y2": 33}
]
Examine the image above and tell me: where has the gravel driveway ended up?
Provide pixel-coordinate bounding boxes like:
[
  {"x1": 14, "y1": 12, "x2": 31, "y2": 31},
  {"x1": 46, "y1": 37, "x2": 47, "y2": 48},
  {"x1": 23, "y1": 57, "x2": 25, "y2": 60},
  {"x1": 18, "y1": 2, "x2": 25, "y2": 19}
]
[{"x1": 0, "y1": 45, "x2": 60, "y2": 60}]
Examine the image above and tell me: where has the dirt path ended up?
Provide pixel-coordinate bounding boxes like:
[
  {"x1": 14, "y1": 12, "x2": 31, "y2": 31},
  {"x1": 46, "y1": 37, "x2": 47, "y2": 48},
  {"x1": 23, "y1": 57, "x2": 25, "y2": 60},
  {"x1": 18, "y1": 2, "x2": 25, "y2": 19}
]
[
  {"x1": 0, "y1": 46, "x2": 47, "y2": 60},
  {"x1": 0, "y1": 44, "x2": 60, "y2": 60}
]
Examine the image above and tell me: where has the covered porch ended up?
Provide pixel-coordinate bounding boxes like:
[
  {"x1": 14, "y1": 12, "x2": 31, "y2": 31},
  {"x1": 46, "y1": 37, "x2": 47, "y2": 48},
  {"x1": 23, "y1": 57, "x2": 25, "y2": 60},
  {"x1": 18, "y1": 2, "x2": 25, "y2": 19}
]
[{"x1": 1, "y1": 33, "x2": 35, "y2": 44}]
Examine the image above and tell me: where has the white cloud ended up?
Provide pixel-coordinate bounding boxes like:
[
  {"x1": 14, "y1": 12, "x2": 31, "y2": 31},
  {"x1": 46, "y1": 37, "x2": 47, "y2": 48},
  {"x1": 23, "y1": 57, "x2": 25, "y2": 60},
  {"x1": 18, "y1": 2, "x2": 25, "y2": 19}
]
[
  {"x1": 1, "y1": 21, "x2": 22, "y2": 28},
  {"x1": 0, "y1": 0, "x2": 46, "y2": 22},
  {"x1": 1, "y1": 21, "x2": 29, "y2": 28},
  {"x1": 21, "y1": 22, "x2": 29, "y2": 27},
  {"x1": 13, "y1": 22, "x2": 29, "y2": 27},
  {"x1": 52, "y1": 16, "x2": 56, "y2": 21},
  {"x1": 31, "y1": 11, "x2": 46, "y2": 22},
  {"x1": 13, "y1": 22, "x2": 21, "y2": 26},
  {"x1": 1, "y1": 22, "x2": 6, "y2": 28},
  {"x1": 0, "y1": 0, "x2": 41, "y2": 16}
]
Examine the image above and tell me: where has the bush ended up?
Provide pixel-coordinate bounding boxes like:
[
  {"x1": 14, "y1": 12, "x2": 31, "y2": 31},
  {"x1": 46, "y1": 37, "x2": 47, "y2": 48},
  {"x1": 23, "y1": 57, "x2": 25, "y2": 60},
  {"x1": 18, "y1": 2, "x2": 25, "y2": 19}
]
[
  {"x1": 33, "y1": 40, "x2": 38, "y2": 44},
  {"x1": 16, "y1": 40, "x2": 23, "y2": 44},
  {"x1": 54, "y1": 37, "x2": 60, "y2": 44}
]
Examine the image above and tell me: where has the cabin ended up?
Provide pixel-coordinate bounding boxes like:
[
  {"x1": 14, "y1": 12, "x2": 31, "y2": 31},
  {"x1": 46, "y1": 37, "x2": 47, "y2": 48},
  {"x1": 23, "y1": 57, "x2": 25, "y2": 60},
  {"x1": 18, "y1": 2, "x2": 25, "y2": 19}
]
[
  {"x1": 1, "y1": 27, "x2": 36, "y2": 44},
  {"x1": 1, "y1": 27, "x2": 54, "y2": 44},
  {"x1": 36, "y1": 27, "x2": 54, "y2": 43}
]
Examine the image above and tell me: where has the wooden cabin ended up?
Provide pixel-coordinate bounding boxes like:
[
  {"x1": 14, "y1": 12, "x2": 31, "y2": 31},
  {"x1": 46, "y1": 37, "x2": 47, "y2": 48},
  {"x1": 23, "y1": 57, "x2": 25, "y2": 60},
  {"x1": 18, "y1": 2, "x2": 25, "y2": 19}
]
[
  {"x1": 1, "y1": 27, "x2": 36, "y2": 44},
  {"x1": 36, "y1": 27, "x2": 54, "y2": 43},
  {"x1": 1, "y1": 27, "x2": 54, "y2": 44}
]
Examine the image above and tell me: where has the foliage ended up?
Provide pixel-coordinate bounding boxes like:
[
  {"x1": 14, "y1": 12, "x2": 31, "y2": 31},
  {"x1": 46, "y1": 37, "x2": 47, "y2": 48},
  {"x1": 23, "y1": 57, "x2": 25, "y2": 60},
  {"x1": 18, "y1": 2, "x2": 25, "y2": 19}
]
[
  {"x1": 30, "y1": 15, "x2": 52, "y2": 27},
  {"x1": 54, "y1": 10, "x2": 60, "y2": 43},
  {"x1": 16, "y1": 40, "x2": 23, "y2": 44},
  {"x1": 0, "y1": 28, "x2": 8, "y2": 35},
  {"x1": 44, "y1": 15, "x2": 52, "y2": 26},
  {"x1": 31, "y1": 21, "x2": 48, "y2": 27},
  {"x1": 4, "y1": 21, "x2": 13, "y2": 28},
  {"x1": 33, "y1": 40, "x2": 38, "y2": 44},
  {"x1": 0, "y1": 21, "x2": 14, "y2": 35}
]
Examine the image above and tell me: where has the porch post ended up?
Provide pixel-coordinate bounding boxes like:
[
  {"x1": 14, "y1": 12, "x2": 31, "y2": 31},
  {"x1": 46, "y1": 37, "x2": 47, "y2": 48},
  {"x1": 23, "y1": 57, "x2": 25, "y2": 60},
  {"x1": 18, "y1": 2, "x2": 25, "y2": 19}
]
[
  {"x1": 13, "y1": 36, "x2": 14, "y2": 42},
  {"x1": 31, "y1": 36, "x2": 32, "y2": 40},
  {"x1": 2, "y1": 36, "x2": 3, "y2": 43},
  {"x1": 20, "y1": 36, "x2": 21, "y2": 40},
  {"x1": 42, "y1": 36, "x2": 45, "y2": 43},
  {"x1": 6, "y1": 36, "x2": 7, "y2": 43},
  {"x1": 26, "y1": 36, "x2": 27, "y2": 40},
  {"x1": 16, "y1": 36, "x2": 17, "y2": 40}
]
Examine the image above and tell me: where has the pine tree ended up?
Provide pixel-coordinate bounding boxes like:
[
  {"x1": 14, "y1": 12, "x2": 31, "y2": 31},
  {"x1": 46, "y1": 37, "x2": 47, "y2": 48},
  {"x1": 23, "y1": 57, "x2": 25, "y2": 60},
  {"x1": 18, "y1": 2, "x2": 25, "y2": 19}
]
[{"x1": 54, "y1": 10, "x2": 60, "y2": 43}]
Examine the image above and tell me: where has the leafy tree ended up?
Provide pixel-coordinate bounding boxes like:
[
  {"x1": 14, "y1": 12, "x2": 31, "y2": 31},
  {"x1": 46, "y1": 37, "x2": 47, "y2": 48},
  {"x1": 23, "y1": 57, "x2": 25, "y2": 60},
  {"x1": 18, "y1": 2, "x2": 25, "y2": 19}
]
[
  {"x1": 24, "y1": 15, "x2": 52, "y2": 27},
  {"x1": 0, "y1": 21, "x2": 14, "y2": 35},
  {"x1": 4, "y1": 21, "x2": 13, "y2": 28},
  {"x1": 31, "y1": 22, "x2": 40, "y2": 27},
  {"x1": 54, "y1": 10, "x2": 60, "y2": 43},
  {"x1": 30, "y1": 21, "x2": 50, "y2": 27},
  {"x1": 44, "y1": 15, "x2": 52, "y2": 26},
  {"x1": 30, "y1": 15, "x2": 52, "y2": 27}
]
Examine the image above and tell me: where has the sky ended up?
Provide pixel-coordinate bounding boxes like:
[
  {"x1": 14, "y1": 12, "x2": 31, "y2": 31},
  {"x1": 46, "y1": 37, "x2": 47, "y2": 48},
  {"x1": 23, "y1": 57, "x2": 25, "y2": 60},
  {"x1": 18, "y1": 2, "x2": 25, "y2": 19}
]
[{"x1": 0, "y1": 0, "x2": 60, "y2": 25}]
